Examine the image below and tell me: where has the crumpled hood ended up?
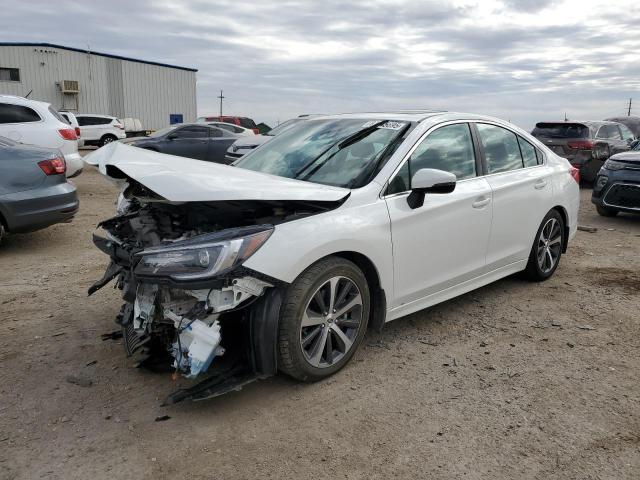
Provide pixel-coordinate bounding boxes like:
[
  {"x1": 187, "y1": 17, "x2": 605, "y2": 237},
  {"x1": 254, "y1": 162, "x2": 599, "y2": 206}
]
[
  {"x1": 610, "y1": 151, "x2": 640, "y2": 163},
  {"x1": 84, "y1": 142, "x2": 350, "y2": 203}
]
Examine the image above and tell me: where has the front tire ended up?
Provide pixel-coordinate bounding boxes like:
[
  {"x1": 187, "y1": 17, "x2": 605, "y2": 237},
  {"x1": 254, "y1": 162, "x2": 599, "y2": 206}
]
[
  {"x1": 278, "y1": 257, "x2": 370, "y2": 382},
  {"x1": 523, "y1": 210, "x2": 564, "y2": 281},
  {"x1": 596, "y1": 205, "x2": 618, "y2": 217}
]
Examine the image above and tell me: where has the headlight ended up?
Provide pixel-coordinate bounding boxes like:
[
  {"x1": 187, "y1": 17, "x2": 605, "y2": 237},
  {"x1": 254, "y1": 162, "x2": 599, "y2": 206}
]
[
  {"x1": 134, "y1": 227, "x2": 273, "y2": 281},
  {"x1": 594, "y1": 175, "x2": 608, "y2": 191},
  {"x1": 603, "y1": 159, "x2": 626, "y2": 170}
]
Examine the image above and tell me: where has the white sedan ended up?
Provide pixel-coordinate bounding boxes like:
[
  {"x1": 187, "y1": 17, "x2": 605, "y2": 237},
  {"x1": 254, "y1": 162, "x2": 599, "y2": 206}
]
[{"x1": 87, "y1": 111, "x2": 579, "y2": 403}]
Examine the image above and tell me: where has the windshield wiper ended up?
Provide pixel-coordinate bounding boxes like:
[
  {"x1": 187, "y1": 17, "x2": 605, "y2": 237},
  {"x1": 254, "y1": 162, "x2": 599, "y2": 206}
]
[{"x1": 294, "y1": 121, "x2": 385, "y2": 179}]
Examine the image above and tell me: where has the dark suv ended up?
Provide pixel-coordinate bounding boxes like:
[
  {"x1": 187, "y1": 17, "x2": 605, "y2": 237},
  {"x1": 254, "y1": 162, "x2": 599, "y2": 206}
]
[
  {"x1": 531, "y1": 121, "x2": 635, "y2": 182},
  {"x1": 591, "y1": 141, "x2": 640, "y2": 216}
]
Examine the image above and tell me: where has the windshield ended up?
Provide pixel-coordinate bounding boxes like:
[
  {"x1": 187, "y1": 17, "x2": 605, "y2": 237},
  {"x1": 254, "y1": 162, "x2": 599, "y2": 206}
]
[
  {"x1": 235, "y1": 118, "x2": 410, "y2": 188},
  {"x1": 151, "y1": 125, "x2": 179, "y2": 138}
]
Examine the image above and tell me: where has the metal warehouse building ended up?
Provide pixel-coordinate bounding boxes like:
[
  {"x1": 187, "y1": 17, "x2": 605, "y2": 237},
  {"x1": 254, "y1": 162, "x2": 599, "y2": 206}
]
[{"x1": 0, "y1": 42, "x2": 197, "y2": 130}]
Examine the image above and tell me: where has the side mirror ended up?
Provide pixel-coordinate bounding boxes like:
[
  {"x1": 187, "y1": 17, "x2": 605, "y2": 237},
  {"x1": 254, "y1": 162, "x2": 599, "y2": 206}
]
[{"x1": 407, "y1": 168, "x2": 456, "y2": 209}]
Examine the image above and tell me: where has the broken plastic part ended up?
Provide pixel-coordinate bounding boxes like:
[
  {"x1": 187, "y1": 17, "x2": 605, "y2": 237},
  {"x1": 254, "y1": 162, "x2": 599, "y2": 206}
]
[{"x1": 173, "y1": 318, "x2": 225, "y2": 378}]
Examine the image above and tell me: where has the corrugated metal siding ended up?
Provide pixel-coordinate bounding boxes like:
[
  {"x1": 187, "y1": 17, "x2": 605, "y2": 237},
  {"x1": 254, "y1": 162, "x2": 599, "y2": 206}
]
[
  {"x1": 105, "y1": 58, "x2": 124, "y2": 119},
  {"x1": 0, "y1": 45, "x2": 196, "y2": 130}
]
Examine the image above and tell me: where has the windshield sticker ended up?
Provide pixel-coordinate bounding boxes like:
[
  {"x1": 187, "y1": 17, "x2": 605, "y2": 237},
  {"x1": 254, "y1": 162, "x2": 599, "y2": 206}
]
[{"x1": 377, "y1": 121, "x2": 406, "y2": 130}]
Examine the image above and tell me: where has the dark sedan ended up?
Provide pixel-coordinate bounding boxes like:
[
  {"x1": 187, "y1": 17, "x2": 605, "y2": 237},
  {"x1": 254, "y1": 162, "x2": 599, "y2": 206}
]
[
  {"x1": 0, "y1": 136, "x2": 79, "y2": 243},
  {"x1": 531, "y1": 120, "x2": 635, "y2": 182},
  {"x1": 122, "y1": 123, "x2": 239, "y2": 164},
  {"x1": 591, "y1": 142, "x2": 640, "y2": 216}
]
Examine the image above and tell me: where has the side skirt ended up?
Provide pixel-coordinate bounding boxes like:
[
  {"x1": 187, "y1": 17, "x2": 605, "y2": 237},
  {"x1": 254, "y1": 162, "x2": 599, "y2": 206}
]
[{"x1": 385, "y1": 260, "x2": 527, "y2": 322}]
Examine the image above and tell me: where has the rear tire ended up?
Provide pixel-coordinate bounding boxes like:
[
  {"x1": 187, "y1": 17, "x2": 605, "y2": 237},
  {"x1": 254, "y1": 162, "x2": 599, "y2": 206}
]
[
  {"x1": 596, "y1": 205, "x2": 618, "y2": 217},
  {"x1": 278, "y1": 256, "x2": 370, "y2": 382},
  {"x1": 523, "y1": 209, "x2": 564, "y2": 281},
  {"x1": 99, "y1": 134, "x2": 117, "y2": 147}
]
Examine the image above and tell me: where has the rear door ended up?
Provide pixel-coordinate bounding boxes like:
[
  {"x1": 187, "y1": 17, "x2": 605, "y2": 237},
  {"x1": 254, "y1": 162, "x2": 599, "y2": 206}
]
[
  {"x1": 161, "y1": 125, "x2": 210, "y2": 160},
  {"x1": 206, "y1": 127, "x2": 237, "y2": 163},
  {"x1": 476, "y1": 122, "x2": 555, "y2": 269}
]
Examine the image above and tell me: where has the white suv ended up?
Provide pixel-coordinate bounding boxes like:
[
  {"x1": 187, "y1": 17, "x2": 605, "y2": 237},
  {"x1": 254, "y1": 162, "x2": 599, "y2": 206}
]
[
  {"x1": 0, "y1": 95, "x2": 83, "y2": 177},
  {"x1": 75, "y1": 114, "x2": 126, "y2": 147}
]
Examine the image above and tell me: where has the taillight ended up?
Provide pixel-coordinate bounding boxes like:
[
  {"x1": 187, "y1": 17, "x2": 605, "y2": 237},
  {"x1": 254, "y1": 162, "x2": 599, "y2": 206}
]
[
  {"x1": 253, "y1": 128, "x2": 260, "y2": 134},
  {"x1": 567, "y1": 140, "x2": 593, "y2": 150},
  {"x1": 75, "y1": 126, "x2": 81, "y2": 137},
  {"x1": 58, "y1": 128, "x2": 77, "y2": 140},
  {"x1": 114, "y1": 123, "x2": 124, "y2": 130},
  {"x1": 569, "y1": 166, "x2": 580, "y2": 184},
  {"x1": 38, "y1": 156, "x2": 66, "y2": 175}
]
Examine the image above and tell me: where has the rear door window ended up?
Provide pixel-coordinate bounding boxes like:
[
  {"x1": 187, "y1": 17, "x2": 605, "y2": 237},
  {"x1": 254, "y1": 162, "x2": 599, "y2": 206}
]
[
  {"x1": 517, "y1": 136, "x2": 538, "y2": 168},
  {"x1": 532, "y1": 123, "x2": 589, "y2": 139},
  {"x1": 619, "y1": 124, "x2": 635, "y2": 142},
  {"x1": 596, "y1": 124, "x2": 622, "y2": 140},
  {"x1": 172, "y1": 126, "x2": 210, "y2": 139},
  {"x1": 0, "y1": 103, "x2": 41, "y2": 123},
  {"x1": 476, "y1": 123, "x2": 524, "y2": 174}
]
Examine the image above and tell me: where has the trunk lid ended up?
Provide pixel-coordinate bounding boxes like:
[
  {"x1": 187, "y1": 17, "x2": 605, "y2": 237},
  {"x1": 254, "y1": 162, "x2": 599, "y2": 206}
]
[{"x1": 84, "y1": 142, "x2": 350, "y2": 203}]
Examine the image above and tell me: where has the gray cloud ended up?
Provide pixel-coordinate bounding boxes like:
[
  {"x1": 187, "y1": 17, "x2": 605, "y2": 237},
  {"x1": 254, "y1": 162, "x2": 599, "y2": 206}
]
[{"x1": 0, "y1": 0, "x2": 638, "y2": 130}]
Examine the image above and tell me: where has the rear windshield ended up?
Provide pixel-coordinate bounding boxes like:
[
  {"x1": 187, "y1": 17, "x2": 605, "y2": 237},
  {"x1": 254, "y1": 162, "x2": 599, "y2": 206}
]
[{"x1": 532, "y1": 123, "x2": 589, "y2": 139}]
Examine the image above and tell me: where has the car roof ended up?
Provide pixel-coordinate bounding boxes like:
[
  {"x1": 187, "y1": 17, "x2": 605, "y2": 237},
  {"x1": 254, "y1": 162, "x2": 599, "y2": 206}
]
[
  {"x1": 310, "y1": 110, "x2": 446, "y2": 122},
  {"x1": 0, "y1": 94, "x2": 50, "y2": 108},
  {"x1": 76, "y1": 114, "x2": 117, "y2": 118}
]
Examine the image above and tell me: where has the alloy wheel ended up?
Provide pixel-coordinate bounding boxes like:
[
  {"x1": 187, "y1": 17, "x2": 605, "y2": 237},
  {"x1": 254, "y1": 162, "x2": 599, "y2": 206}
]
[
  {"x1": 537, "y1": 217, "x2": 562, "y2": 273},
  {"x1": 299, "y1": 276, "x2": 363, "y2": 368}
]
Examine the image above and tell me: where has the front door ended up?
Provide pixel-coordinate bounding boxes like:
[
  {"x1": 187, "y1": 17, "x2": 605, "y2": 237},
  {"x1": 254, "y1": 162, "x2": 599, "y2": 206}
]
[
  {"x1": 162, "y1": 125, "x2": 210, "y2": 160},
  {"x1": 384, "y1": 122, "x2": 492, "y2": 308}
]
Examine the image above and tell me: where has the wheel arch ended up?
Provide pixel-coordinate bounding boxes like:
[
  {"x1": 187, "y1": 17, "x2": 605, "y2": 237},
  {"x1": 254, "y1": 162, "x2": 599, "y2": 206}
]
[
  {"x1": 551, "y1": 205, "x2": 569, "y2": 253},
  {"x1": 316, "y1": 251, "x2": 387, "y2": 332}
]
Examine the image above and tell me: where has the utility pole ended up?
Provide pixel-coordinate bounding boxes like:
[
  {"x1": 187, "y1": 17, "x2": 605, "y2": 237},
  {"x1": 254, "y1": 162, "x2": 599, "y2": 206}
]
[
  {"x1": 628, "y1": 98, "x2": 632, "y2": 116},
  {"x1": 218, "y1": 90, "x2": 225, "y2": 116}
]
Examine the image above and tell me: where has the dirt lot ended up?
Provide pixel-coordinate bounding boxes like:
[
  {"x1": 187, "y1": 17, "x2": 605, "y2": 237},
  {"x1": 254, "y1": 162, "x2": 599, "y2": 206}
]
[{"x1": 1, "y1": 165, "x2": 639, "y2": 480}]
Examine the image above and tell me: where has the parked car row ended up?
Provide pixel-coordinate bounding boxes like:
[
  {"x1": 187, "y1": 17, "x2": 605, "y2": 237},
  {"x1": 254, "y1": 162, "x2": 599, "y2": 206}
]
[{"x1": 531, "y1": 120, "x2": 636, "y2": 183}]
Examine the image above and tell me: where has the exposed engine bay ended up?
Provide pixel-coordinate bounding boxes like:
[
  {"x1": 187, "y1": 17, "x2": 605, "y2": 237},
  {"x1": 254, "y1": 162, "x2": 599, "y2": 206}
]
[{"x1": 89, "y1": 178, "x2": 342, "y2": 403}]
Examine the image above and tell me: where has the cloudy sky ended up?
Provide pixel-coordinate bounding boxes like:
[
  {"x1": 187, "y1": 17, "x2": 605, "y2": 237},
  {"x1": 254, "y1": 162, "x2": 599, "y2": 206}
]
[{"x1": 1, "y1": 0, "x2": 638, "y2": 129}]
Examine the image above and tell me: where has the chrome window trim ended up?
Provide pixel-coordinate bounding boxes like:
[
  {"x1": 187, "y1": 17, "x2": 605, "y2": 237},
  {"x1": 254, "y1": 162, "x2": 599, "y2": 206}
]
[{"x1": 380, "y1": 119, "x2": 546, "y2": 198}]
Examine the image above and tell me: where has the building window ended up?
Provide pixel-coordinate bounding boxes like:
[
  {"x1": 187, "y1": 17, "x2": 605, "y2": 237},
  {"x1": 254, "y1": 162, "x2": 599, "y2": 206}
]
[{"x1": 0, "y1": 68, "x2": 20, "y2": 82}]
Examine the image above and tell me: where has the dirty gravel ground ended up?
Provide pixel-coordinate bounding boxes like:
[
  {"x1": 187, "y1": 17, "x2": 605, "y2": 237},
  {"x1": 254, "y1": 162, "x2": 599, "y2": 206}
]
[{"x1": 1, "y1": 166, "x2": 639, "y2": 480}]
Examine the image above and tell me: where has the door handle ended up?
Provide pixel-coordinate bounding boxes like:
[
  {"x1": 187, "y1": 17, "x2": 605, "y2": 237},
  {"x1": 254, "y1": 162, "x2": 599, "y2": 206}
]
[
  {"x1": 472, "y1": 197, "x2": 491, "y2": 209},
  {"x1": 534, "y1": 179, "x2": 547, "y2": 190}
]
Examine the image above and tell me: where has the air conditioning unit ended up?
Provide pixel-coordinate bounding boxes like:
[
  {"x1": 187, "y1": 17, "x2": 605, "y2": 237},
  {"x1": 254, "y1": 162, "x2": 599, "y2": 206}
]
[{"x1": 59, "y1": 80, "x2": 79, "y2": 93}]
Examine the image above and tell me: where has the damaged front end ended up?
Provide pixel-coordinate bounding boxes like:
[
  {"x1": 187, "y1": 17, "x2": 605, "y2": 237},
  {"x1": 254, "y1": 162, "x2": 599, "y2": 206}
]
[{"x1": 89, "y1": 181, "x2": 337, "y2": 404}]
